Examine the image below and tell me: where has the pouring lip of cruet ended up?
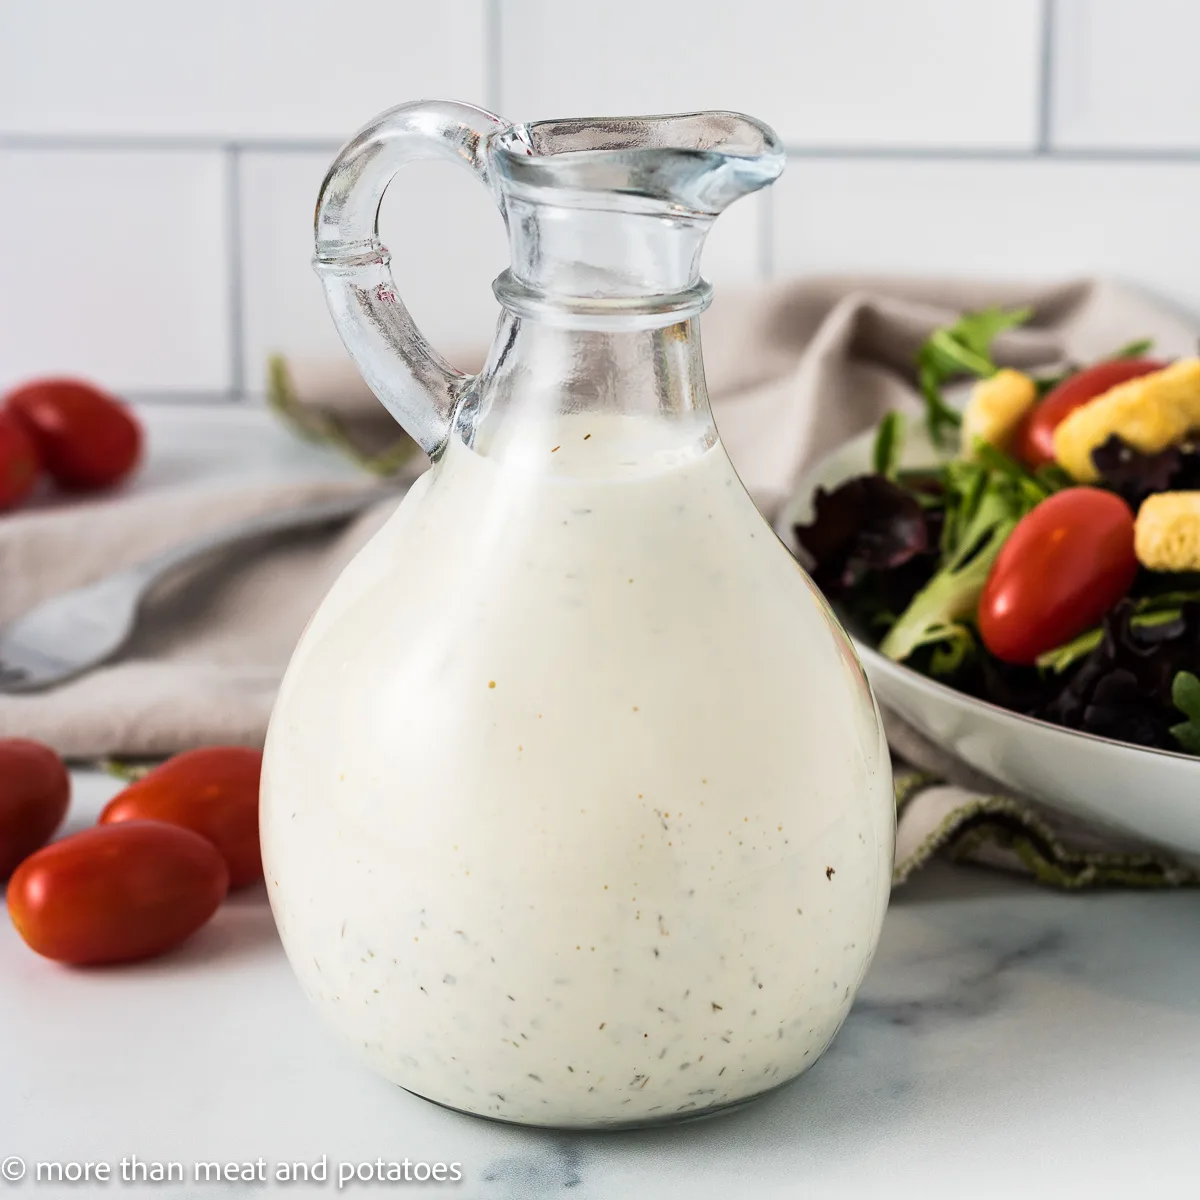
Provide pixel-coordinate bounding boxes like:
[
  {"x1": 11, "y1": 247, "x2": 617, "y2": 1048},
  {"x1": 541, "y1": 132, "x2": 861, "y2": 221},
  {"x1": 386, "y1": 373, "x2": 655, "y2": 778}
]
[{"x1": 490, "y1": 110, "x2": 786, "y2": 217}]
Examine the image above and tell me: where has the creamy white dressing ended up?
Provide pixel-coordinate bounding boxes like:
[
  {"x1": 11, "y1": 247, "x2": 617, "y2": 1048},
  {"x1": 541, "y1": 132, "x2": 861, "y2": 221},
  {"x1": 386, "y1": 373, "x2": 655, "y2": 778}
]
[{"x1": 261, "y1": 414, "x2": 893, "y2": 1128}]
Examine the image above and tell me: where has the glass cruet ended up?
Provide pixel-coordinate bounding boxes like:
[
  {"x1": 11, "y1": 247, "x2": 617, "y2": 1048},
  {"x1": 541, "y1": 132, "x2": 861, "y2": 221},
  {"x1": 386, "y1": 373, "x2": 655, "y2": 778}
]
[{"x1": 260, "y1": 99, "x2": 895, "y2": 1130}]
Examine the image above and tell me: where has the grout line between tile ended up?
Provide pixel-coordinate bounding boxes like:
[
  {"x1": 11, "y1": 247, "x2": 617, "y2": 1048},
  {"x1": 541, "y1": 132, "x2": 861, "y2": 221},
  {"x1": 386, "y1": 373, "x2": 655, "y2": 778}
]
[
  {"x1": 224, "y1": 145, "x2": 246, "y2": 400},
  {"x1": 782, "y1": 145, "x2": 1200, "y2": 162},
  {"x1": 7, "y1": 134, "x2": 1200, "y2": 163},
  {"x1": 0, "y1": 133, "x2": 345, "y2": 153},
  {"x1": 1037, "y1": 0, "x2": 1056, "y2": 153},
  {"x1": 484, "y1": 0, "x2": 504, "y2": 113},
  {"x1": 232, "y1": 138, "x2": 346, "y2": 154}
]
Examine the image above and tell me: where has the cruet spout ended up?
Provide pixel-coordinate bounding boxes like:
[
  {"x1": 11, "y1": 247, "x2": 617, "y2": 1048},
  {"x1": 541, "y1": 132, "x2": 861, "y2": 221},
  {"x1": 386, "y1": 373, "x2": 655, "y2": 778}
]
[{"x1": 495, "y1": 111, "x2": 785, "y2": 217}]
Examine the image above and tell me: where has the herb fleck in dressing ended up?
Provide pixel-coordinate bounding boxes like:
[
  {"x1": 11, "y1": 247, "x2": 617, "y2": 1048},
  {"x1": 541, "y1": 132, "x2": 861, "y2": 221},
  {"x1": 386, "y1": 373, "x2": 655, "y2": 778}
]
[{"x1": 262, "y1": 415, "x2": 893, "y2": 1128}]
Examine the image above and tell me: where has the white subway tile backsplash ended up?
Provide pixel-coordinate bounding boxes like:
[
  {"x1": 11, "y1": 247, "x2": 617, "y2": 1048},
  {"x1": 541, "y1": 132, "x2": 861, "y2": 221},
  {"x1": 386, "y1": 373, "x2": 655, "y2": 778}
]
[
  {"x1": 240, "y1": 151, "x2": 511, "y2": 388},
  {"x1": 1052, "y1": 0, "x2": 1200, "y2": 149},
  {"x1": 0, "y1": 0, "x2": 486, "y2": 139},
  {"x1": 499, "y1": 0, "x2": 1042, "y2": 149},
  {"x1": 0, "y1": 150, "x2": 230, "y2": 392},
  {"x1": 772, "y1": 157, "x2": 1200, "y2": 316},
  {"x1": 238, "y1": 154, "x2": 345, "y2": 380}
]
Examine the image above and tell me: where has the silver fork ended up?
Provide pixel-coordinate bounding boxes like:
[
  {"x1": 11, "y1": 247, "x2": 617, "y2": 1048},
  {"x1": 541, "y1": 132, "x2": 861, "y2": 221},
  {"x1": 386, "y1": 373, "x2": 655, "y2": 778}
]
[{"x1": 0, "y1": 487, "x2": 398, "y2": 694}]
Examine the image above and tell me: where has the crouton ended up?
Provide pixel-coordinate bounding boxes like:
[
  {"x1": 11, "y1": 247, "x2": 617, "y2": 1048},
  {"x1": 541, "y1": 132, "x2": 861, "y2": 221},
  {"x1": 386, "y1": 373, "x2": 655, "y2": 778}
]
[
  {"x1": 960, "y1": 369, "x2": 1037, "y2": 458},
  {"x1": 1135, "y1": 491, "x2": 1200, "y2": 572},
  {"x1": 1053, "y1": 358, "x2": 1200, "y2": 482}
]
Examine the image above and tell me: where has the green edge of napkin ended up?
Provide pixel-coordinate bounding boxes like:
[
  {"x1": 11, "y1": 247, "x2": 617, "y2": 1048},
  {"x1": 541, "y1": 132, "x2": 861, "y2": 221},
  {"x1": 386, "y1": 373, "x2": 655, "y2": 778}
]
[{"x1": 894, "y1": 771, "x2": 1200, "y2": 890}]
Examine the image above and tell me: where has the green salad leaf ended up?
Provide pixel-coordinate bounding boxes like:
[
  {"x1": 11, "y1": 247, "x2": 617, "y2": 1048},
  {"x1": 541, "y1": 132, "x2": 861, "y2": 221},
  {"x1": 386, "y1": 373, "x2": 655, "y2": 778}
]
[
  {"x1": 879, "y1": 460, "x2": 1045, "y2": 664},
  {"x1": 970, "y1": 441, "x2": 1067, "y2": 506},
  {"x1": 1033, "y1": 462, "x2": 1074, "y2": 493},
  {"x1": 914, "y1": 306, "x2": 1032, "y2": 447},
  {"x1": 1108, "y1": 337, "x2": 1155, "y2": 360},
  {"x1": 1030, "y1": 338, "x2": 1155, "y2": 400},
  {"x1": 1033, "y1": 371, "x2": 1070, "y2": 398},
  {"x1": 1035, "y1": 628, "x2": 1103, "y2": 674},
  {"x1": 927, "y1": 624, "x2": 977, "y2": 677},
  {"x1": 1036, "y1": 591, "x2": 1200, "y2": 673},
  {"x1": 1034, "y1": 612, "x2": 1175, "y2": 673},
  {"x1": 872, "y1": 411, "x2": 906, "y2": 478},
  {"x1": 1170, "y1": 671, "x2": 1200, "y2": 754}
]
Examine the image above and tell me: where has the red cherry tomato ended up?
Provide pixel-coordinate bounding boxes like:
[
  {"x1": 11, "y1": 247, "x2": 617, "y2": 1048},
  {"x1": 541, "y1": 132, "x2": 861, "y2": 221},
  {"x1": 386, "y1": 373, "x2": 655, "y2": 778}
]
[
  {"x1": 7, "y1": 821, "x2": 229, "y2": 964},
  {"x1": 979, "y1": 488, "x2": 1137, "y2": 665},
  {"x1": 0, "y1": 739, "x2": 70, "y2": 878},
  {"x1": 1013, "y1": 358, "x2": 1165, "y2": 469},
  {"x1": 0, "y1": 409, "x2": 40, "y2": 511},
  {"x1": 99, "y1": 746, "x2": 263, "y2": 888},
  {"x1": 4, "y1": 378, "x2": 142, "y2": 490}
]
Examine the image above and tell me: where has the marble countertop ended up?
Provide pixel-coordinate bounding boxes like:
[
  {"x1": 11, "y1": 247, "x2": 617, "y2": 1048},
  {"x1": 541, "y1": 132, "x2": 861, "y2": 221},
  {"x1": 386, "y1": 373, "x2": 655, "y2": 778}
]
[
  {"x1": 2, "y1": 404, "x2": 1198, "y2": 1197},
  {"x1": 4, "y1": 771, "x2": 1197, "y2": 1200}
]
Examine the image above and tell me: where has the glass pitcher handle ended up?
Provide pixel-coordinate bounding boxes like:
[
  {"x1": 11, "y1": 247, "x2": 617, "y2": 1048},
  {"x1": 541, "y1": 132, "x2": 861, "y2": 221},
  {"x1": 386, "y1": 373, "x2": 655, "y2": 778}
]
[{"x1": 313, "y1": 100, "x2": 509, "y2": 456}]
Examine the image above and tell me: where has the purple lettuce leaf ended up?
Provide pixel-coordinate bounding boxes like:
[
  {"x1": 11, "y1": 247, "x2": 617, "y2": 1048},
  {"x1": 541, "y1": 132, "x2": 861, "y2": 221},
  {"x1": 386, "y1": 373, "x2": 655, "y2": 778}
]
[
  {"x1": 1041, "y1": 600, "x2": 1200, "y2": 751},
  {"x1": 793, "y1": 475, "x2": 931, "y2": 596},
  {"x1": 1091, "y1": 435, "x2": 1200, "y2": 510}
]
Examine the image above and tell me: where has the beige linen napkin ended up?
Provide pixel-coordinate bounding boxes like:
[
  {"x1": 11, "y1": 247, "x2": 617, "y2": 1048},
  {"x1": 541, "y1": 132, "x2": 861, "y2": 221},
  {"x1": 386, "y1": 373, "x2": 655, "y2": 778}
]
[
  {"x1": 2, "y1": 275, "x2": 1196, "y2": 884},
  {"x1": 0, "y1": 479, "x2": 402, "y2": 755}
]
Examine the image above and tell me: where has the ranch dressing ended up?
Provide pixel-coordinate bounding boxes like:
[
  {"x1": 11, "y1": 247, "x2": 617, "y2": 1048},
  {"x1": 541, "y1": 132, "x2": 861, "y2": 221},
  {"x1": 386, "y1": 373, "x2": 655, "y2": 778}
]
[{"x1": 261, "y1": 414, "x2": 893, "y2": 1128}]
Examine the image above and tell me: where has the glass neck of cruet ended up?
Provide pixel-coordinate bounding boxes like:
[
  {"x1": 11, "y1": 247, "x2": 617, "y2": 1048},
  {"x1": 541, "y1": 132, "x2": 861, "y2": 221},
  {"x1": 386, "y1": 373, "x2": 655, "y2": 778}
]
[{"x1": 454, "y1": 186, "x2": 723, "y2": 465}]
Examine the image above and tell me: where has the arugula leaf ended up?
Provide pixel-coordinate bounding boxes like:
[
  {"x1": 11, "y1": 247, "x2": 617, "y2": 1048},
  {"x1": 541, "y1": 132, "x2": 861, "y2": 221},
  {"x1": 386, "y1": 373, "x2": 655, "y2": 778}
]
[
  {"x1": 938, "y1": 449, "x2": 1052, "y2": 560},
  {"x1": 1033, "y1": 370, "x2": 1071, "y2": 398},
  {"x1": 928, "y1": 623, "x2": 976, "y2": 677},
  {"x1": 1135, "y1": 588, "x2": 1200, "y2": 613},
  {"x1": 1109, "y1": 337, "x2": 1155, "y2": 360},
  {"x1": 880, "y1": 461, "x2": 1041, "y2": 663},
  {"x1": 1029, "y1": 338, "x2": 1152, "y2": 401},
  {"x1": 948, "y1": 306, "x2": 1034, "y2": 362},
  {"x1": 1170, "y1": 671, "x2": 1200, "y2": 753},
  {"x1": 938, "y1": 460, "x2": 987, "y2": 558},
  {"x1": 916, "y1": 360, "x2": 963, "y2": 446},
  {"x1": 914, "y1": 306, "x2": 1033, "y2": 447},
  {"x1": 970, "y1": 441, "x2": 1058, "y2": 509},
  {"x1": 1033, "y1": 463, "x2": 1073, "y2": 494},
  {"x1": 1035, "y1": 599, "x2": 1200, "y2": 673},
  {"x1": 872, "y1": 411, "x2": 906, "y2": 479},
  {"x1": 1036, "y1": 627, "x2": 1104, "y2": 674}
]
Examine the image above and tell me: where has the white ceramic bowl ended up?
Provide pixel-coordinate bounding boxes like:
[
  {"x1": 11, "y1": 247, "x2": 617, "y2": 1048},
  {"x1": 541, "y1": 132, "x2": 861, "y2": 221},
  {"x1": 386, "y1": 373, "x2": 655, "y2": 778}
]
[{"x1": 779, "y1": 421, "x2": 1200, "y2": 858}]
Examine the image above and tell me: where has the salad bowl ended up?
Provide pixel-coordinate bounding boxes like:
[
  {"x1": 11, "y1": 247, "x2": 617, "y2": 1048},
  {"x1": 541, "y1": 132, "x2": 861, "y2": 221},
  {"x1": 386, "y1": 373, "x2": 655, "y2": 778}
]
[{"x1": 780, "y1": 418, "x2": 1200, "y2": 859}]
